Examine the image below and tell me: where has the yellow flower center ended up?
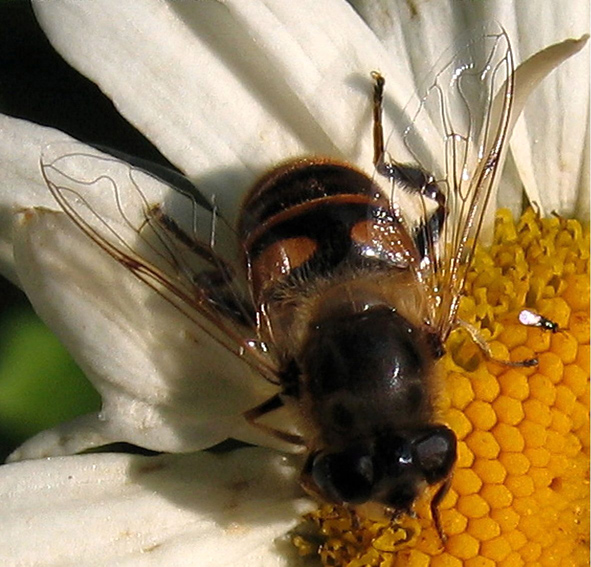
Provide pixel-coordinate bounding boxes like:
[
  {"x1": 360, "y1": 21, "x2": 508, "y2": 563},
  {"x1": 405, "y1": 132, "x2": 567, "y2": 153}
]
[{"x1": 292, "y1": 208, "x2": 590, "y2": 566}]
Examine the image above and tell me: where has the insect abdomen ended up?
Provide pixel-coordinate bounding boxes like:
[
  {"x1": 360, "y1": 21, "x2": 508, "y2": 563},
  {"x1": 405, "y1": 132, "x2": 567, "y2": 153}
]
[{"x1": 240, "y1": 158, "x2": 410, "y2": 302}]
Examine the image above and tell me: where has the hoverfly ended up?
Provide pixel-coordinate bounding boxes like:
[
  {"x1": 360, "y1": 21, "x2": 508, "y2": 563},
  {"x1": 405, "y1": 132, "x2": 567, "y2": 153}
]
[{"x1": 41, "y1": 27, "x2": 522, "y2": 541}]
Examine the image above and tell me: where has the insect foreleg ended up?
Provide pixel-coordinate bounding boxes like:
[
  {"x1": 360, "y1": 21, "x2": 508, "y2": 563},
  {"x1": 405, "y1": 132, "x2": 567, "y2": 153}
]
[
  {"x1": 243, "y1": 394, "x2": 305, "y2": 446},
  {"x1": 430, "y1": 476, "x2": 452, "y2": 544}
]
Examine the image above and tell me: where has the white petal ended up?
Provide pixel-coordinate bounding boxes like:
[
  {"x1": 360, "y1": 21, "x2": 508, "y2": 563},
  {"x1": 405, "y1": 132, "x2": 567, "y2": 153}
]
[
  {"x1": 510, "y1": 33, "x2": 589, "y2": 217},
  {"x1": 348, "y1": 1, "x2": 534, "y2": 96},
  {"x1": 8, "y1": 413, "x2": 115, "y2": 462},
  {"x1": 31, "y1": 0, "x2": 297, "y2": 221},
  {"x1": 350, "y1": 1, "x2": 590, "y2": 218},
  {"x1": 482, "y1": 35, "x2": 589, "y2": 226},
  {"x1": 0, "y1": 115, "x2": 71, "y2": 284},
  {"x1": 576, "y1": 122, "x2": 589, "y2": 213},
  {"x1": 33, "y1": 0, "x2": 405, "y2": 217},
  {"x1": 507, "y1": 3, "x2": 589, "y2": 217},
  {"x1": 349, "y1": 0, "x2": 463, "y2": 83},
  {"x1": 213, "y1": 0, "x2": 403, "y2": 166},
  {"x1": 0, "y1": 448, "x2": 314, "y2": 567},
  {"x1": 12, "y1": 207, "x2": 284, "y2": 454}
]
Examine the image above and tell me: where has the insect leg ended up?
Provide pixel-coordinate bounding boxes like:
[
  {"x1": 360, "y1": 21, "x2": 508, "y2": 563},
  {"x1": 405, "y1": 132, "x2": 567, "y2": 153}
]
[
  {"x1": 411, "y1": 182, "x2": 446, "y2": 261},
  {"x1": 457, "y1": 319, "x2": 538, "y2": 367},
  {"x1": 371, "y1": 72, "x2": 446, "y2": 260},
  {"x1": 430, "y1": 476, "x2": 452, "y2": 544},
  {"x1": 243, "y1": 394, "x2": 305, "y2": 446},
  {"x1": 147, "y1": 205, "x2": 255, "y2": 326},
  {"x1": 371, "y1": 71, "x2": 388, "y2": 173}
]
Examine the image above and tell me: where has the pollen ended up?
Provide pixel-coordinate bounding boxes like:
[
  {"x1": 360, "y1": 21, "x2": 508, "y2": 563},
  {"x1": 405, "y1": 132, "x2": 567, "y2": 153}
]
[{"x1": 292, "y1": 209, "x2": 589, "y2": 566}]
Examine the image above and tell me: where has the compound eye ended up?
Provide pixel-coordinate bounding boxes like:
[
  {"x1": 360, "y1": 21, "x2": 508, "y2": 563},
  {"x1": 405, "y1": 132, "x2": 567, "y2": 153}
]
[
  {"x1": 311, "y1": 448, "x2": 375, "y2": 505},
  {"x1": 413, "y1": 426, "x2": 457, "y2": 484}
]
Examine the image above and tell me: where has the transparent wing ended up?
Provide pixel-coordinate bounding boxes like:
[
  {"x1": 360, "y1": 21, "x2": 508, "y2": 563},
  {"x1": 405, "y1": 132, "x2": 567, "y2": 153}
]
[
  {"x1": 385, "y1": 26, "x2": 514, "y2": 339},
  {"x1": 40, "y1": 142, "x2": 279, "y2": 382}
]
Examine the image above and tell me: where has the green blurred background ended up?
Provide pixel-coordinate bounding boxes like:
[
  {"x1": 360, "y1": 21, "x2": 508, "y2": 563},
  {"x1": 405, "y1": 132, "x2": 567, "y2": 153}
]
[{"x1": 0, "y1": 1, "x2": 175, "y2": 461}]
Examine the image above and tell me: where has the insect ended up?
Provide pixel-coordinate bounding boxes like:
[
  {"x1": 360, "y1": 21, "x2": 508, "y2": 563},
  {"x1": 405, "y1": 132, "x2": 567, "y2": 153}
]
[
  {"x1": 41, "y1": 27, "x2": 520, "y2": 542},
  {"x1": 519, "y1": 309, "x2": 560, "y2": 333}
]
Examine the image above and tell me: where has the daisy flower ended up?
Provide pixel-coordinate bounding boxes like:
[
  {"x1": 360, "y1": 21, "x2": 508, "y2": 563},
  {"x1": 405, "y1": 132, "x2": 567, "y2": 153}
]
[{"x1": 0, "y1": 1, "x2": 588, "y2": 566}]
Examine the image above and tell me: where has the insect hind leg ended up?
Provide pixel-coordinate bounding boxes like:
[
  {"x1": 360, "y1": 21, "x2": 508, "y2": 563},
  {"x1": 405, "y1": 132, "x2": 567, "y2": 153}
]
[
  {"x1": 371, "y1": 72, "x2": 447, "y2": 260},
  {"x1": 146, "y1": 205, "x2": 255, "y2": 327},
  {"x1": 409, "y1": 177, "x2": 446, "y2": 261}
]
